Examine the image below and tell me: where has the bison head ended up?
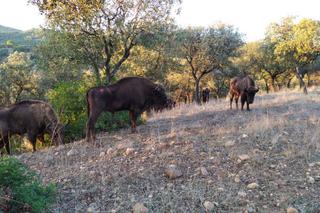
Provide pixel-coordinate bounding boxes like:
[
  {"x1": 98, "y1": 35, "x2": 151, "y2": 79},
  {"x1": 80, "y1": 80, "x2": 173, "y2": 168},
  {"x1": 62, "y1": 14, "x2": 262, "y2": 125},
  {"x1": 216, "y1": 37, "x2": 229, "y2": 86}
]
[
  {"x1": 51, "y1": 123, "x2": 65, "y2": 146},
  {"x1": 151, "y1": 85, "x2": 169, "y2": 111},
  {"x1": 245, "y1": 87, "x2": 259, "y2": 104}
]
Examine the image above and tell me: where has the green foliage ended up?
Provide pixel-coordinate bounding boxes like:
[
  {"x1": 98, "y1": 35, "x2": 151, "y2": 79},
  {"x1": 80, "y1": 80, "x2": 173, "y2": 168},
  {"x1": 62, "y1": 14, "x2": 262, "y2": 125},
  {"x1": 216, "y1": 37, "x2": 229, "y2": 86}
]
[
  {"x1": 47, "y1": 79, "x2": 92, "y2": 141},
  {"x1": 176, "y1": 24, "x2": 243, "y2": 103},
  {"x1": 0, "y1": 26, "x2": 40, "y2": 62},
  {"x1": 0, "y1": 157, "x2": 56, "y2": 213},
  {"x1": 0, "y1": 51, "x2": 38, "y2": 105},
  {"x1": 31, "y1": 0, "x2": 181, "y2": 84}
]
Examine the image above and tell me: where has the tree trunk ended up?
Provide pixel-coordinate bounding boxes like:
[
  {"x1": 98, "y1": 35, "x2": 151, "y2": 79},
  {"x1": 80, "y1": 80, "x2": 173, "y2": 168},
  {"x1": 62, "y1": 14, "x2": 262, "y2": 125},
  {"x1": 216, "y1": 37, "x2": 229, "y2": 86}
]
[
  {"x1": 270, "y1": 76, "x2": 277, "y2": 92},
  {"x1": 195, "y1": 79, "x2": 201, "y2": 105},
  {"x1": 296, "y1": 67, "x2": 308, "y2": 94},
  {"x1": 105, "y1": 64, "x2": 112, "y2": 85},
  {"x1": 286, "y1": 77, "x2": 292, "y2": 88},
  {"x1": 307, "y1": 73, "x2": 311, "y2": 87},
  {"x1": 263, "y1": 78, "x2": 269, "y2": 93},
  {"x1": 93, "y1": 65, "x2": 101, "y2": 85}
]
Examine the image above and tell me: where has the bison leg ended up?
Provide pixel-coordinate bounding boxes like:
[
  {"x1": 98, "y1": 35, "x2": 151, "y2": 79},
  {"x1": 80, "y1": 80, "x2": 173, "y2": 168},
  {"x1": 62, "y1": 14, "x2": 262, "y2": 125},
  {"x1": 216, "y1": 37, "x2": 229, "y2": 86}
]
[
  {"x1": 246, "y1": 102, "x2": 250, "y2": 111},
  {"x1": 27, "y1": 132, "x2": 37, "y2": 152},
  {"x1": 129, "y1": 110, "x2": 141, "y2": 133},
  {"x1": 235, "y1": 96, "x2": 239, "y2": 110},
  {"x1": 86, "y1": 110, "x2": 102, "y2": 143},
  {"x1": 230, "y1": 94, "x2": 234, "y2": 109},
  {"x1": 129, "y1": 111, "x2": 137, "y2": 133},
  {"x1": 241, "y1": 99, "x2": 245, "y2": 111},
  {"x1": 0, "y1": 135, "x2": 10, "y2": 155}
]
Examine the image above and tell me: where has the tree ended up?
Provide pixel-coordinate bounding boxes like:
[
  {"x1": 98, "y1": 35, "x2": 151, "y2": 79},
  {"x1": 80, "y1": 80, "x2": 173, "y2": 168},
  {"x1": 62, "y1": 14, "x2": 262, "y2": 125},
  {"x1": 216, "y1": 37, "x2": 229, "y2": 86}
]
[
  {"x1": 259, "y1": 40, "x2": 289, "y2": 91},
  {"x1": 178, "y1": 24, "x2": 243, "y2": 104},
  {"x1": 34, "y1": 30, "x2": 103, "y2": 89},
  {"x1": 267, "y1": 17, "x2": 320, "y2": 94},
  {"x1": 0, "y1": 52, "x2": 38, "y2": 105},
  {"x1": 31, "y1": 0, "x2": 180, "y2": 85}
]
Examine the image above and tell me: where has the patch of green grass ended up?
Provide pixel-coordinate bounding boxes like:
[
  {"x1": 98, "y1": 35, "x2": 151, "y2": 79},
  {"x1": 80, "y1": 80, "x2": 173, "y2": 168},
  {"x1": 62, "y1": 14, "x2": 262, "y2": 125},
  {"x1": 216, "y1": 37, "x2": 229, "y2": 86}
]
[{"x1": 0, "y1": 157, "x2": 56, "y2": 213}]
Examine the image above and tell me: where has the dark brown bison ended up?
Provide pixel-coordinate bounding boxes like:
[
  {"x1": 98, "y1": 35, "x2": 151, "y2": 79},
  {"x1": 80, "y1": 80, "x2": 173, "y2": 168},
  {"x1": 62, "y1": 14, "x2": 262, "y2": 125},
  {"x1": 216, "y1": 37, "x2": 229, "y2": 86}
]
[
  {"x1": 0, "y1": 100, "x2": 64, "y2": 154},
  {"x1": 229, "y1": 76, "x2": 259, "y2": 111},
  {"x1": 202, "y1": 88, "x2": 210, "y2": 103},
  {"x1": 86, "y1": 77, "x2": 169, "y2": 142}
]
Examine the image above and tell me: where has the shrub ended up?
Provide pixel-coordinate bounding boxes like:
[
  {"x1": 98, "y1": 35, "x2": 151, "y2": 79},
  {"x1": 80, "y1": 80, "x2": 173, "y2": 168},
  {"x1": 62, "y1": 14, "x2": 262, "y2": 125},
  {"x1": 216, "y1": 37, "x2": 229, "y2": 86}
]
[{"x1": 0, "y1": 157, "x2": 56, "y2": 213}]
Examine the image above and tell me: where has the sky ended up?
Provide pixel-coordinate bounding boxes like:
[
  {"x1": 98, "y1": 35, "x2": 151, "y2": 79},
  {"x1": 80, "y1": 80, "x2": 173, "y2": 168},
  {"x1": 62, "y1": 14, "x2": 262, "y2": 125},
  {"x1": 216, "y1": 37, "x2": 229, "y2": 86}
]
[{"x1": 0, "y1": 0, "x2": 320, "y2": 41}]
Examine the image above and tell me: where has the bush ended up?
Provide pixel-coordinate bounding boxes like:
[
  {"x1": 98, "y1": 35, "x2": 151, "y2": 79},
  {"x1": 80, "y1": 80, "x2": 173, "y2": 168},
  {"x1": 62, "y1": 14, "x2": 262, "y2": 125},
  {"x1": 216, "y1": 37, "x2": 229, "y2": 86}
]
[{"x1": 0, "y1": 157, "x2": 56, "y2": 213}]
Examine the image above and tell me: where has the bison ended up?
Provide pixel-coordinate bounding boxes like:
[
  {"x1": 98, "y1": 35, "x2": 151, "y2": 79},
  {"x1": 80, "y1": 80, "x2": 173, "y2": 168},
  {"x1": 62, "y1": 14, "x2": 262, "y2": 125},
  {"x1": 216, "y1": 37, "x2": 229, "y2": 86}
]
[
  {"x1": 86, "y1": 77, "x2": 169, "y2": 142},
  {"x1": 0, "y1": 100, "x2": 64, "y2": 154},
  {"x1": 229, "y1": 76, "x2": 259, "y2": 111},
  {"x1": 202, "y1": 88, "x2": 210, "y2": 103}
]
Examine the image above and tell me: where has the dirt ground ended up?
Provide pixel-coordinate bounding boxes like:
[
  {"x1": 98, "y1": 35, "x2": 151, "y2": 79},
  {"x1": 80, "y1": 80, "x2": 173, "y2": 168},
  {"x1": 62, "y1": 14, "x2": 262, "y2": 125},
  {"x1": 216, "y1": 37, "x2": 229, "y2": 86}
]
[{"x1": 18, "y1": 89, "x2": 320, "y2": 213}]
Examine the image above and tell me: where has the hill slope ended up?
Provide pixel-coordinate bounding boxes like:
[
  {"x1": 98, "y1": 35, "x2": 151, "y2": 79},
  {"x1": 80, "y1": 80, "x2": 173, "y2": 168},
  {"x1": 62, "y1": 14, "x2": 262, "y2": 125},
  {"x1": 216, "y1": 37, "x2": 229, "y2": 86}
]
[
  {"x1": 19, "y1": 89, "x2": 320, "y2": 212},
  {"x1": 0, "y1": 25, "x2": 22, "y2": 33}
]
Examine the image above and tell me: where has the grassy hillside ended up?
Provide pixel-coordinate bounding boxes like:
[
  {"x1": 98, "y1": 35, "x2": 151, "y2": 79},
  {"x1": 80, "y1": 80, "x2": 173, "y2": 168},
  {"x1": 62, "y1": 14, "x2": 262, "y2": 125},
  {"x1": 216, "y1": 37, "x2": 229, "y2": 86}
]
[
  {"x1": 18, "y1": 89, "x2": 320, "y2": 212},
  {"x1": 0, "y1": 25, "x2": 22, "y2": 33},
  {"x1": 0, "y1": 25, "x2": 40, "y2": 61}
]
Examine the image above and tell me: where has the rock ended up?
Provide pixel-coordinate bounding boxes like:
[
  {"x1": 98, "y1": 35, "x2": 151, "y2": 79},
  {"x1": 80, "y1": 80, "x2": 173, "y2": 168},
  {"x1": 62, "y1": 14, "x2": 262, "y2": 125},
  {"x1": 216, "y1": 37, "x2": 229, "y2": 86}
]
[
  {"x1": 307, "y1": 176, "x2": 315, "y2": 184},
  {"x1": 67, "y1": 149, "x2": 78, "y2": 156},
  {"x1": 237, "y1": 191, "x2": 247, "y2": 197},
  {"x1": 203, "y1": 201, "x2": 215, "y2": 211},
  {"x1": 217, "y1": 187, "x2": 224, "y2": 192},
  {"x1": 45, "y1": 155, "x2": 54, "y2": 166},
  {"x1": 246, "y1": 206, "x2": 256, "y2": 213},
  {"x1": 125, "y1": 148, "x2": 135, "y2": 156},
  {"x1": 200, "y1": 167, "x2": 209, "y2": 176},
  {"x1": 238, "y1": 154, "x2": 250, "y2": 161},
  {"x1": 287, "y1": 207, "x2": 298, "y2": 213},
  {"x1": 225, "y1": 140, "x2": 235, "y2": 147},
  {"x1": 247, "y1": 182, "x2": 259, "y2": 189},
  {"x1": 87, "y1": 203, "x2": 98, "y2": 213},
  {"x1": 234, "y1": 175, "x2": 240, "y2": 183},
  {"x1": 242, "y1": 134, "x2": 248, "y2": 138},
  {"x1": 107, "y1": 148, "x2": 114, "y2": 155},
  {"x1": 132, "y1": 203, "x2": 148, "y2": 213},
  {"x1": 99, "y1": 151, "x2": 106, "y2": 157},
  {"x1": 164, "y1": 164, "x2": 183, "y2": 179}
]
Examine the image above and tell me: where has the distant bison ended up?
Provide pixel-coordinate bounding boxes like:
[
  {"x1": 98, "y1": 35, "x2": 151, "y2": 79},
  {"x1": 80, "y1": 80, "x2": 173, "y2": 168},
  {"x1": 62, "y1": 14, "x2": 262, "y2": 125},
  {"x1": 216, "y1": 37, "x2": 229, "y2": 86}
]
[
  {"x1": 0, "y1": 100, "x2": 64, "y2": 154},
  {"x1": 86, "y1": 77, "x2": 169, "y2": 142},
  {"x1": 229, "y1": 76, "x2": 259, "y2": 111},
  {"x1": 166, "y1": 98, "x2": 176, "y2": 109},
  {"x1": 202, "y1": 88, "x2": 210, "y2": 103}
]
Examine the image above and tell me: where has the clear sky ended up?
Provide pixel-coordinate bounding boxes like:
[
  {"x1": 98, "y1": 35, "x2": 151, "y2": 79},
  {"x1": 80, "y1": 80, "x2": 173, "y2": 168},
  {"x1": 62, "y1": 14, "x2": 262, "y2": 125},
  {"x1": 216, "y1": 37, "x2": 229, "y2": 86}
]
[{"x1": 0, "y1": 0, "x2": 320, "y2": 41}]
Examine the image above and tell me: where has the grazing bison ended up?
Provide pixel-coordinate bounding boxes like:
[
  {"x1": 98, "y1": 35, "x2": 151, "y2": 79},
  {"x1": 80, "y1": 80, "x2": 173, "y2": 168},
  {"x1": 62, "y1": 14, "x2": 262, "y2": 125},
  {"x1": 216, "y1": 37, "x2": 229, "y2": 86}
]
[
  {"x1": 229, "y1": 76, "x2": 259, "y2": 111},
  {"x1": 202, "y1": 88, "x2": 210, "y2": 103},
  {"x1": 0, "y1": 100, "x2": 64, "y2": 154},
  {"x1": 86, "y1": 77, "x2": 169, "y2": 142}
]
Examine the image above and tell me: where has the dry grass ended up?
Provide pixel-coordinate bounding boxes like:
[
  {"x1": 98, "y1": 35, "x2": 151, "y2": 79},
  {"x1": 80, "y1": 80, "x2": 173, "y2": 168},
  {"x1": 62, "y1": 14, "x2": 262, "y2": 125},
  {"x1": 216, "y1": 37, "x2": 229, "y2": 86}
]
[{"x1": 18, "y1": 89, "x2": 320, "y2": 213}]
